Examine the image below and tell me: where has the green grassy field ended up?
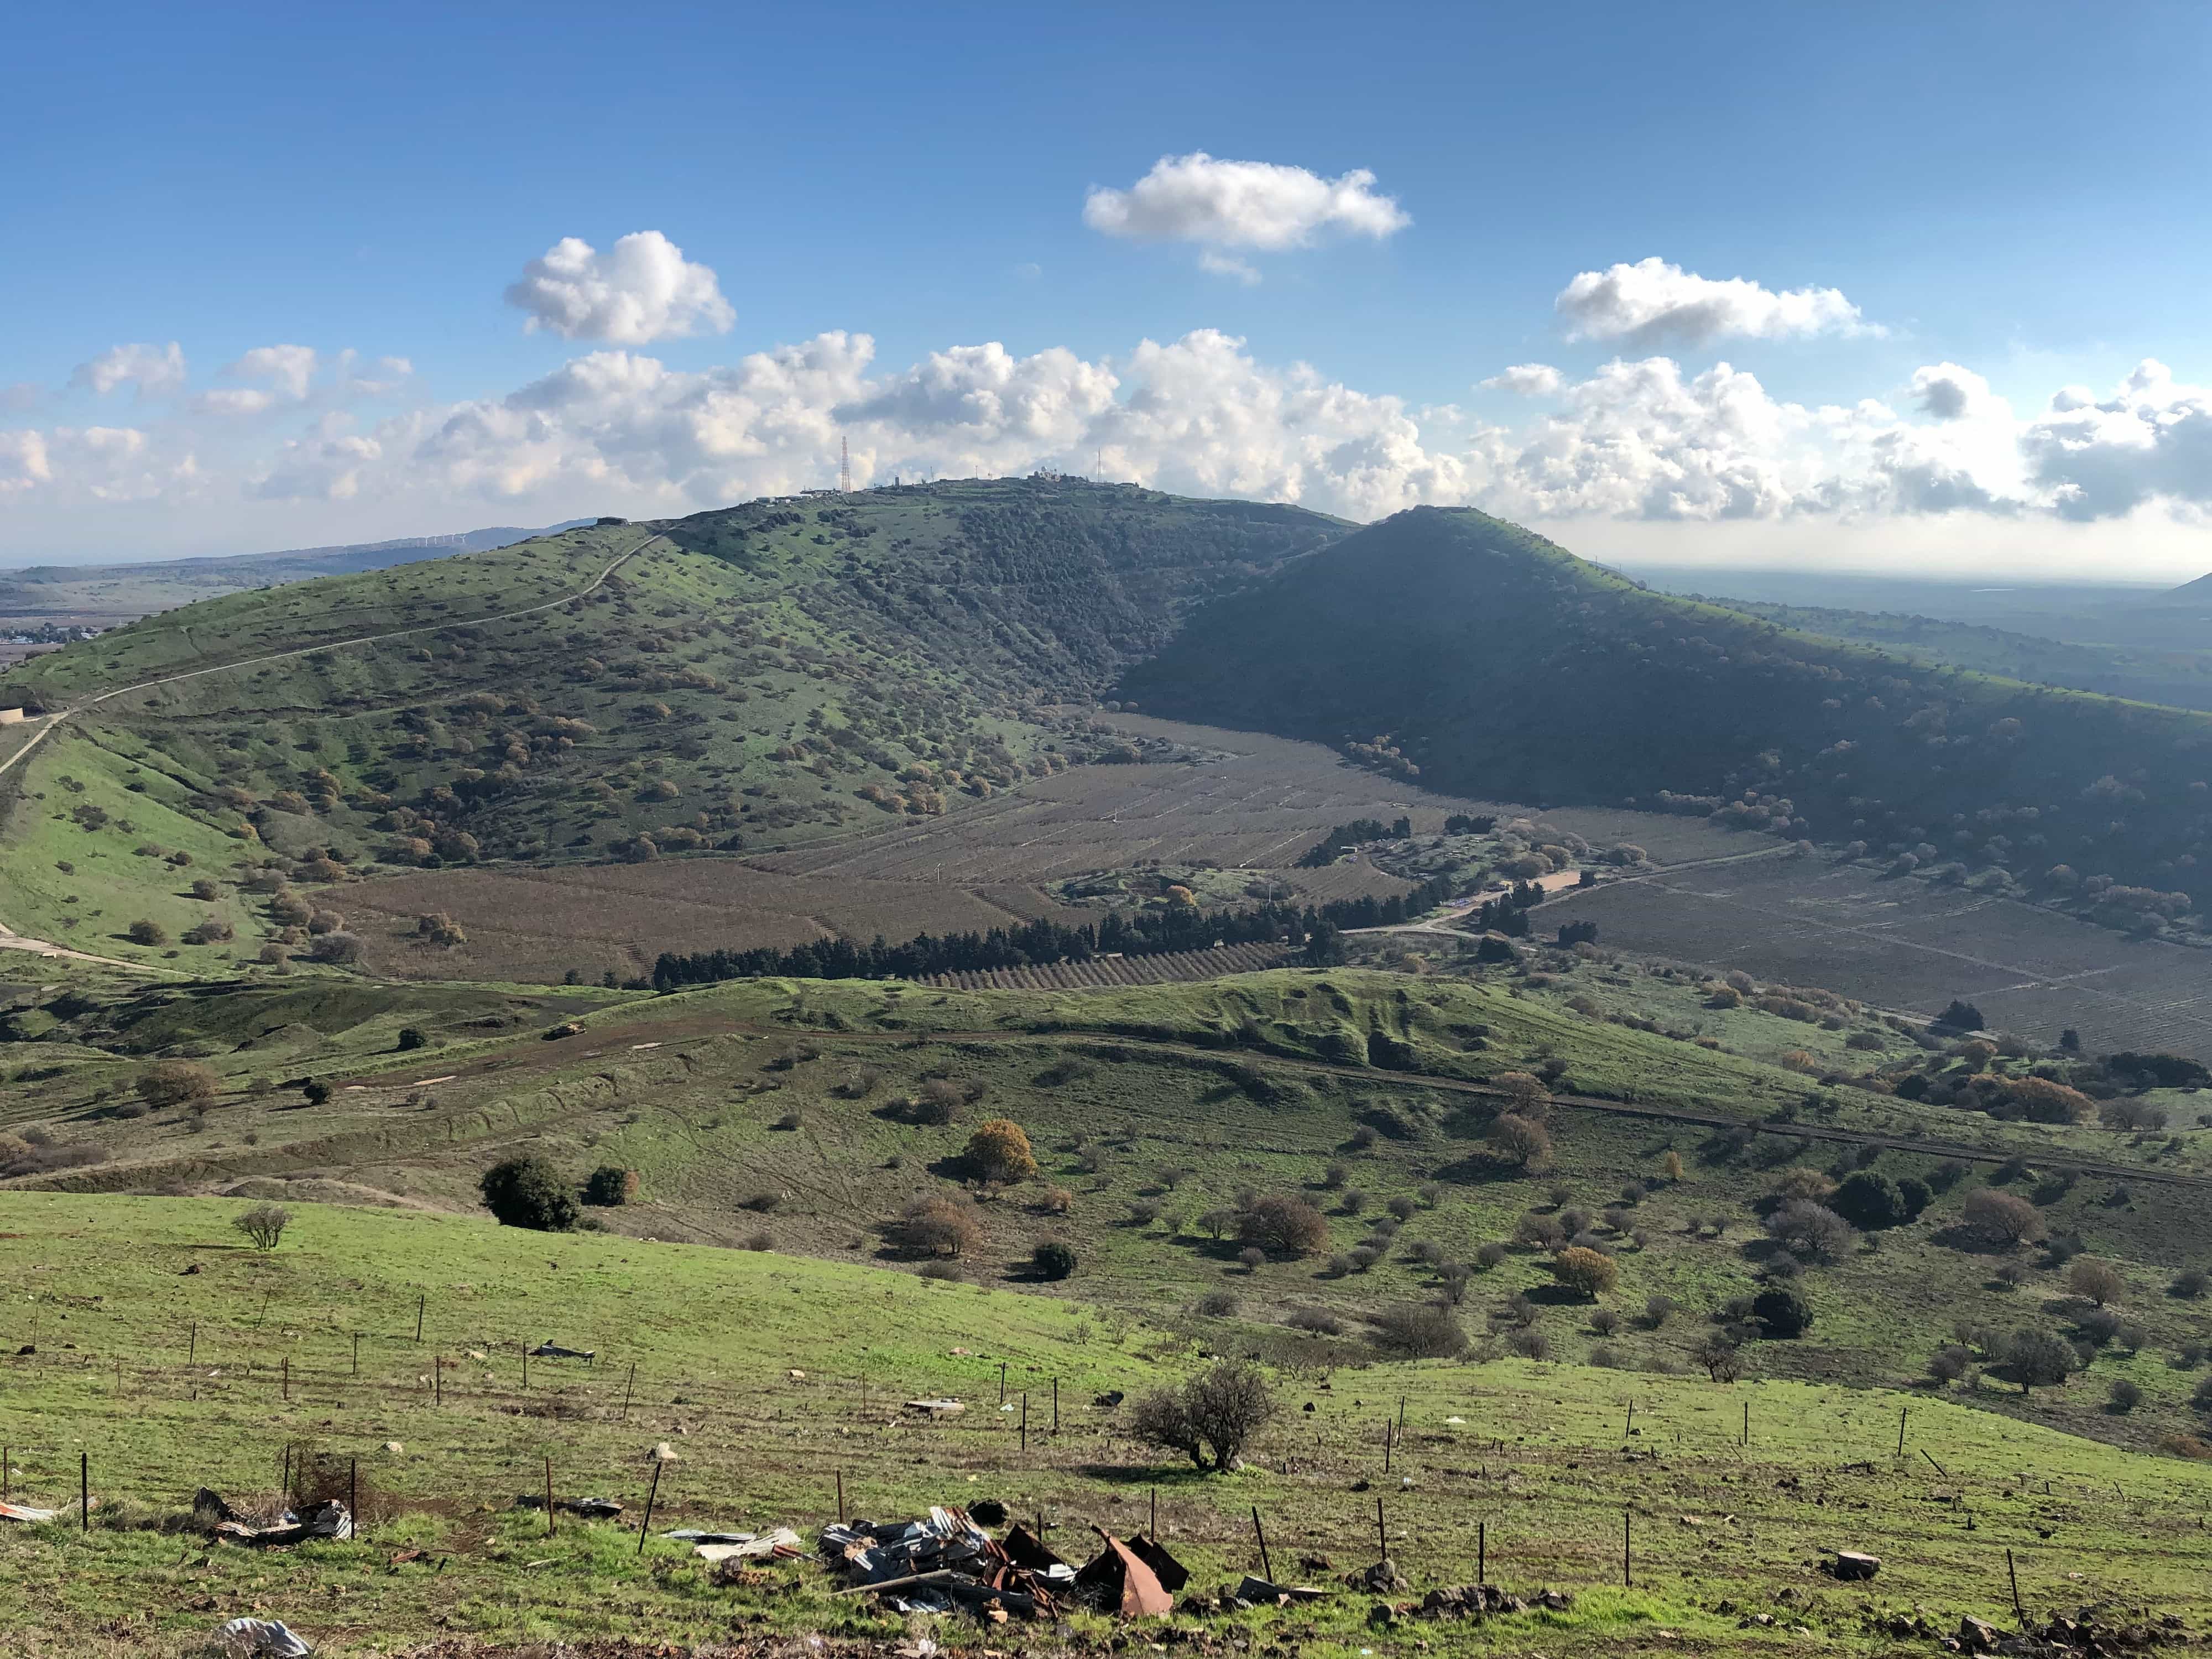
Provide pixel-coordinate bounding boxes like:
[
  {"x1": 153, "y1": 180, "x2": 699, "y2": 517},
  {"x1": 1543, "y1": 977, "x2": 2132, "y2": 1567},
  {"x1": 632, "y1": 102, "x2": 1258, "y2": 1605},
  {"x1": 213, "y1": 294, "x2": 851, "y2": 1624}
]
[{"x1": 4, "y1": 1189, "x2": 2212, "y2": 1657}]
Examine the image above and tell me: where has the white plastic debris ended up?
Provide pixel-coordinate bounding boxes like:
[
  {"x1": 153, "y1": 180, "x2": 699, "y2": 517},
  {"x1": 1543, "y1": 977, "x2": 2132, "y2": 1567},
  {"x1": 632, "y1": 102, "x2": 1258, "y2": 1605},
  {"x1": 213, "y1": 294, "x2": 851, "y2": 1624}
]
[{"x1": 215, "y1": 1617, "x2": 313, "y2": 1657}]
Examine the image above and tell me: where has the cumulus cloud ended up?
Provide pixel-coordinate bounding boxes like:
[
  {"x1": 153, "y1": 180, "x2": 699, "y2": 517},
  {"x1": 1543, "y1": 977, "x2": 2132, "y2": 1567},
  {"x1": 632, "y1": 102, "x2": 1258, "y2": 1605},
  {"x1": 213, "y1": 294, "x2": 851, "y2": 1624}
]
[
  {"x1": 1084, "y1": 153, "x2": 1409, "y2": 252},
  {"x1": 1555, "y1": 258, "x2": 1873, "y2": 348},
  {"x1": 2021, "y1": 359, "x2": 2212, "y2": 520},
  {"x1": 195, "y1": 345, "x2": 320, "y2": 415},
  {"x1": 71, "y1": 342, "x2": 187, "y2": 399},
  {"x1": 0, "y1": 424, "x2": 195, "y2": 503},
  {"x1": 1481, "y1": 364, "x2": 1563, "y2": 397},
  {"x1": 13, "y1": 325, "x2": 2212, "y2": 552},
  {"x1": 504, "y1": 231, "x2": 735, "y2": 345}
]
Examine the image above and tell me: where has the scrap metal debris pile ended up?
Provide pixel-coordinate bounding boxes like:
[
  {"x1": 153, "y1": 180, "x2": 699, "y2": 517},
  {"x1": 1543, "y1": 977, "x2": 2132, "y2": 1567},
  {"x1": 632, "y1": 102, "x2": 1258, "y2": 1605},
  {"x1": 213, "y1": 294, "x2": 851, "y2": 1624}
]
[
  {"x1": 194, "y1": 1489, "x2": 353, "y2": 1547},
  {"x1": 819, "y1": 1504, "x2": 1201, "y2": 1622}
]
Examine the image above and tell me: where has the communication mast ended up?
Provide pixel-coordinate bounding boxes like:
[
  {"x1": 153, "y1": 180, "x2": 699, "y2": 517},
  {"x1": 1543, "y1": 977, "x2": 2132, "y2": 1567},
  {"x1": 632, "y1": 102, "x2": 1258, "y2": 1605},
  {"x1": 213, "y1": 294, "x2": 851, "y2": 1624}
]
[{"x1": 838, "y1": 436, "x2": 852, "y2": 494}]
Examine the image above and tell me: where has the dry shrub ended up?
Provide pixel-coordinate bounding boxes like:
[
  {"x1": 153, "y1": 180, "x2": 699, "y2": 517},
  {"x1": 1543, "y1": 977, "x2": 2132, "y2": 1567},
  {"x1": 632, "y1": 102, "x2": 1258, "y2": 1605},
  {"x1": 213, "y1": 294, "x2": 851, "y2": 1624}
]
[
  {"x1": 885, "y1": 1192, "x2": 983, "y2": 1258},
  {"x1": 1237, "y1": 1193, "x2": 1330, "y2": 1257}
]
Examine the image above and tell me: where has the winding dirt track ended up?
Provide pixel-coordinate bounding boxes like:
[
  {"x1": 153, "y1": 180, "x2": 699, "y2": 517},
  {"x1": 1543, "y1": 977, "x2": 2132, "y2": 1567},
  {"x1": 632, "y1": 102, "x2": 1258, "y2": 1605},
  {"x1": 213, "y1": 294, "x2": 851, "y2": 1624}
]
[{"x1": 0, "y1": 534, "x2": 660, "y2": 968}]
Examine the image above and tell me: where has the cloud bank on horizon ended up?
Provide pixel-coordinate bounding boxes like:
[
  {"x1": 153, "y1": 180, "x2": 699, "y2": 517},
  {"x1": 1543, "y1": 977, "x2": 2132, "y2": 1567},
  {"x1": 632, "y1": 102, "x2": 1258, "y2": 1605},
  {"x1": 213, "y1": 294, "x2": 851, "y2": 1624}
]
[{"x1": 7, "y1": 171, "x2": 2212, "y2": 570}]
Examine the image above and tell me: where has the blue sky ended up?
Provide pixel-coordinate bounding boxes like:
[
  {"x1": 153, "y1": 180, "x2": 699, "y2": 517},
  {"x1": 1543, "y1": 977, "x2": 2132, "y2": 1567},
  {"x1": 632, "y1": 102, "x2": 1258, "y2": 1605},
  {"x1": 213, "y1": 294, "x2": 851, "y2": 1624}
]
[{"x1": 8, "y1": 0, "x2": 2212, "y2": 572}]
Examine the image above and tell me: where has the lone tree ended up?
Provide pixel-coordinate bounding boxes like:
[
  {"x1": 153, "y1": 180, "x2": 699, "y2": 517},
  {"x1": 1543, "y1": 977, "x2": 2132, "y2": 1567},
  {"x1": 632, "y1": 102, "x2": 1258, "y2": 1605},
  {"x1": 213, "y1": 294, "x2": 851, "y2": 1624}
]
[
  {"x1": 1488, "y1": 1113, "x2": 1552, "y2": 1170},
  {"x1": 1963, "y1": 1188, "x2": 2046, "y2": 1248},
  {"x1": 232, "y1": 1203, "x2": 292, "y2": 1250},
  {"x1": 1494, "y1": 1072, "x2": 1551, "y2": 1117},
  {"x1": 1936, "y1": 999, "x2": 1987, "y2": 1031},
  {"x1": 1130, "y1": 1359, "x2": 1277, "y2": 1472},
  {"x1": 1031, "y1": 1240, "x2": 1077, "y2": 1281},
  {"x1": 479, "y1": 1156, "x2": 580, "y2": 1232},
  {"x1": 582, "y1": 1166, "x2": 638, "y2": 1206},
  {"x1": 964, "y1": 1118, "x2": 1038, "y2": 1183},
  {"x1": 2002, "y1": 1326, "x2": 2079, "y2": 1395},
  {"x1": 1832, "y1": 1171, "x2": 1912, "y2": 1229},
  {"x1": 1236, "y1": 1193, "x2": 1330, "y2": 1258},
  {"x1": 136, "y1": 1060, "x2": 220, "y2": 1110},
  {"x1": 1764, "y1": 1199, "x2": 1856, "y2": 1262},
  {"x1": 1551, "y1": 1245, "x2": 1619, "y2": 1301},
  {"x1": 2068, "y1": 1258, "x2": 2126, "y2": 1307},
  {"x1": 126, "y1": 920, "x2": 169, "y2": 946}
]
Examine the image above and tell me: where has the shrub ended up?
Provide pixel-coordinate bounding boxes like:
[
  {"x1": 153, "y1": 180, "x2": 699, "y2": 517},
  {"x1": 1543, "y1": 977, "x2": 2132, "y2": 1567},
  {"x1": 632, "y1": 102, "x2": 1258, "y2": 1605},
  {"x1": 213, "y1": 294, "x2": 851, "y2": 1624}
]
[
  {"x1": 2007, "y1": 1077, "x2": 2097, "y2": 1124},
  {"x1": 395, "y1": 1027, "x2": 428, "y2": 1053},
  {"x1": 2194, "y1": 1375, "x2": 2212, "y2": 1414},
  {"x1": 2109, "y1": 1378, "x2": 2143, "y2": 1412},
  {"x1": 1237, "y1": 1246, "x2": 1267, "y2": 1272},
  {"x1": 742, "y1": 1231, "x2": 774, "y2": 1252},
  {"x1": 1339, "y1": 1187, "x2": 1368, "y2": 1215},
  {"x1": 2003, "y1": 1326, "x2": 2080, "y2": 1393},
  {"x1": 2172, "y1": 1268, "x2": 2210, "y2": 1300},
  {"x1": 1387, "y1": 1194, "x2": 1418, "y2": 1222},
  {"x1": 1126, "y1": 1199, "x2": 1162, "y2": 1228},
  {"x1": 126, "y1": 920, "x2": 168, "y2": 946},
  {"x1": 1927, "y1": 1343, "x2": 1974, "y2": 1384},
  {"x1": 1347, "y1": 1246, "x2": 1381, "y2": 1273},
  {"x1": 2068, "y1": 1259, "x2": 2127, "y2": 1307},
  {"x1": 232, "y1": 1203, "x2": 292, "y2": 1250},
  {"x1": 1374, "y1": 1303, "x2": 1469, "y2": 1358},
  {"x1": 1643, "y1": 1293, "x2": 1677, "y2": 1329},
  {"x1": 1285, "y1": 1306, "x2": 1343, "y2": 1336},
  {"x1": 136, "y1": 1060, "x2": 219, "y2": 1110},
  {"x1": 183, "y1": 917, "x2": 234, "y2": 945},
  {"x1": 1831, "y1": 1171, "x2": 1909, "y2": 1229},
  {"x1": 916, "y1": 1259, "x2": 963, "y2": 1281},
  {"x1": 1032, "y1": 1240, "x2": 1077, "y2": 1281},
  {"x1": 1590, "y1": 1307, "x2": 1621, "y2": 1337},
  {"x1": 582, "y1": 1166, "x2": 637, "y2": 1206},
  {"x1": 1764, "y1": 1199, "x2": 1856, "y2": 1262},
  {"x1": 1417, "y1": 1181, "x2": 1443, "y2": 1207},
  {"x1": 886, "y1": 1193, "x2": 983, "y2": 1258},
  {"x1": 1322, "y1": 1160, "x2": 1349, "y2": 1189},
  {"x1": 1488, "y1": 1113, "x2": 1552, "y2": 1168},
  {"x1": 1476, "y1": 1240, "x2": 1509, "y2": 1269},
  {"x1": 1195, "y1": 1288, "x2": 1240, "y2": 1318},
  {"x1": 1694, "y1": 1334, "x2": 1745, "y2": 1382},
  {"x1": 309, "y1": 931, "x2": 363, "y2": 964},
  {"x1": 1505, "y1": 1326, "x2": 1552, "y2": 1360},
  {"x1": 1752, "y1": 1286, "x2": 1813, "y2": 1338},
  {"x1": 910, "y1": 1078, "x2": 965, "y2": 1125},
  {"x1": 1129, "y1": 1360, "x2": 1276, "y2": 1472},
  {"x1": 1552, "y1": 1245, "x2": 1619, "y2": 1300},
  {"x1": 1963, "y1": 1188, "x2": 2046, "y2": 1247},
  {"x1": 479, "y1": 1156, "x2": 579, "y2": 1232},
  {"x1": 1238, "y1": 1194, "x2": 1330, "y2": 1258},
  {"x1": 964, "y1": 1118, "x2": 1037, "y2": 1182}
]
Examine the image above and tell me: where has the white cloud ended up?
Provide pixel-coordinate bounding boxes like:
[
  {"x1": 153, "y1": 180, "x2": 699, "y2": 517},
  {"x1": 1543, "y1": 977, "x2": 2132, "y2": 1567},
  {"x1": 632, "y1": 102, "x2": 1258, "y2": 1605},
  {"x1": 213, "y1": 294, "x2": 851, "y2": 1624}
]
[
  {"x1": 1198, "y1": 250, "x2": 1262, "y2": 285},
  {"x1": 0, "y1": 424, "x2": 196, "y2": 503},
  {"x1": 2021, "y1": 359, "x2": 2212, "y2": 520},
  {"x1": 196, "y1": 345, "x2": 320, "y2": 415},
  {"x1": 504, "y1": 231, "x2": 734, "y2": 345},
  {"x1": 71, "y1": 342, "x2": 187, "y2": 399},
  {"x1": 1481, "y1": 364, "x2": 1563, "y2": 397},
  {"x1": 1084, "y1": 153, "x2": 1409, "y2": 252},
  {"x1": 1555, "y1": 258, "x2": 1874, "y2": 348},
  {"x1": 14, "y1": 325, "x2": 2212, "y2": 573}
]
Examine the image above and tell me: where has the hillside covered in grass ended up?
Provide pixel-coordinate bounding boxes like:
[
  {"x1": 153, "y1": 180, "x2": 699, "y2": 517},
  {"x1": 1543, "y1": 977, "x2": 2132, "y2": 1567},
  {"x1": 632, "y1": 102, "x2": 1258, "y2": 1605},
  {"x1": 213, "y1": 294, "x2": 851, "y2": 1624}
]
[
  {"x1": 8, "y1": 960, "x2": 2212, "y2": 1462},
  {"x1": 1123, "y1": 507, "x2": 2212, "y2": 931},
  {"x1": 0, "y1": 479, "x2": 1346, "y2": 965}
]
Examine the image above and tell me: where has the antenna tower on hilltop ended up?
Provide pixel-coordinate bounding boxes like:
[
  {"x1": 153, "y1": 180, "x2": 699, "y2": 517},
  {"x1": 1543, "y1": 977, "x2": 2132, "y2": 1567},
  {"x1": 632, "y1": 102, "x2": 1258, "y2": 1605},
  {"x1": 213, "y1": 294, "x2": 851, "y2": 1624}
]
[{"x1": 838, "y1": 436, "x2": 852, "y2": 493}]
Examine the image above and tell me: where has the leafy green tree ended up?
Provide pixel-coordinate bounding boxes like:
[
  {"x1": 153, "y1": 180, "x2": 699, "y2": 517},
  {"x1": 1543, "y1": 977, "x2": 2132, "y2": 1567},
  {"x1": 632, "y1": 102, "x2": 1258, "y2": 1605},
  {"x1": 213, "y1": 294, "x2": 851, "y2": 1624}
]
[
  {"x1": 480, "y1": 1156, "x2": 580, "y2": 1232},
  {"x1": 1752, "y1": 1286, "x2": 1813, "y2": 1338}
]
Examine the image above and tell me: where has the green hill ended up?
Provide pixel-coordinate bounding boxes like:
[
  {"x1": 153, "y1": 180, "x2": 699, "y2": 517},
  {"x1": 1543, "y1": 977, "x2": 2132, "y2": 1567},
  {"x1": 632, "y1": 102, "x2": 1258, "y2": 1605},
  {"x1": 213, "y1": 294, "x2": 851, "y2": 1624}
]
[
  {"x1": 0, "y1": 479, "x2": 1347, "y2": 964},
  {"x1": 1123, "y1": 507, "x2": 2212, "y2": 930}
]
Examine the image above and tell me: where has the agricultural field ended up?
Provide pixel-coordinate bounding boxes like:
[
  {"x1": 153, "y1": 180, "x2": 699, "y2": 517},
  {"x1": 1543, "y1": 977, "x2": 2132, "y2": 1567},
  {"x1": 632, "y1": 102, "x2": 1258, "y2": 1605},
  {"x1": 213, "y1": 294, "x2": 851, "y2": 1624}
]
[
  {"x1": 5, "y1": 1187, "x2": 2212, "y2": 1655},
  {"x1": 1553, "y1": 856, "x2": 2212, "y2": 1061}
]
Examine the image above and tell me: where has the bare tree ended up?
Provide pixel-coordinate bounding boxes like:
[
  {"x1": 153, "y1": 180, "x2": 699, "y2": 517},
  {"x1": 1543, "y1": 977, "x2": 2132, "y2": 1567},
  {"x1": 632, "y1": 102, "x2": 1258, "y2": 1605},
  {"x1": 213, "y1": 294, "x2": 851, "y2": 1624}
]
[
  {"x1": 1129, "y1": 1360, "x2": 1276, "y2": 1472},
  {"x1": 232, "y1": 1203, "x2": 293, "y2": 1251}
]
